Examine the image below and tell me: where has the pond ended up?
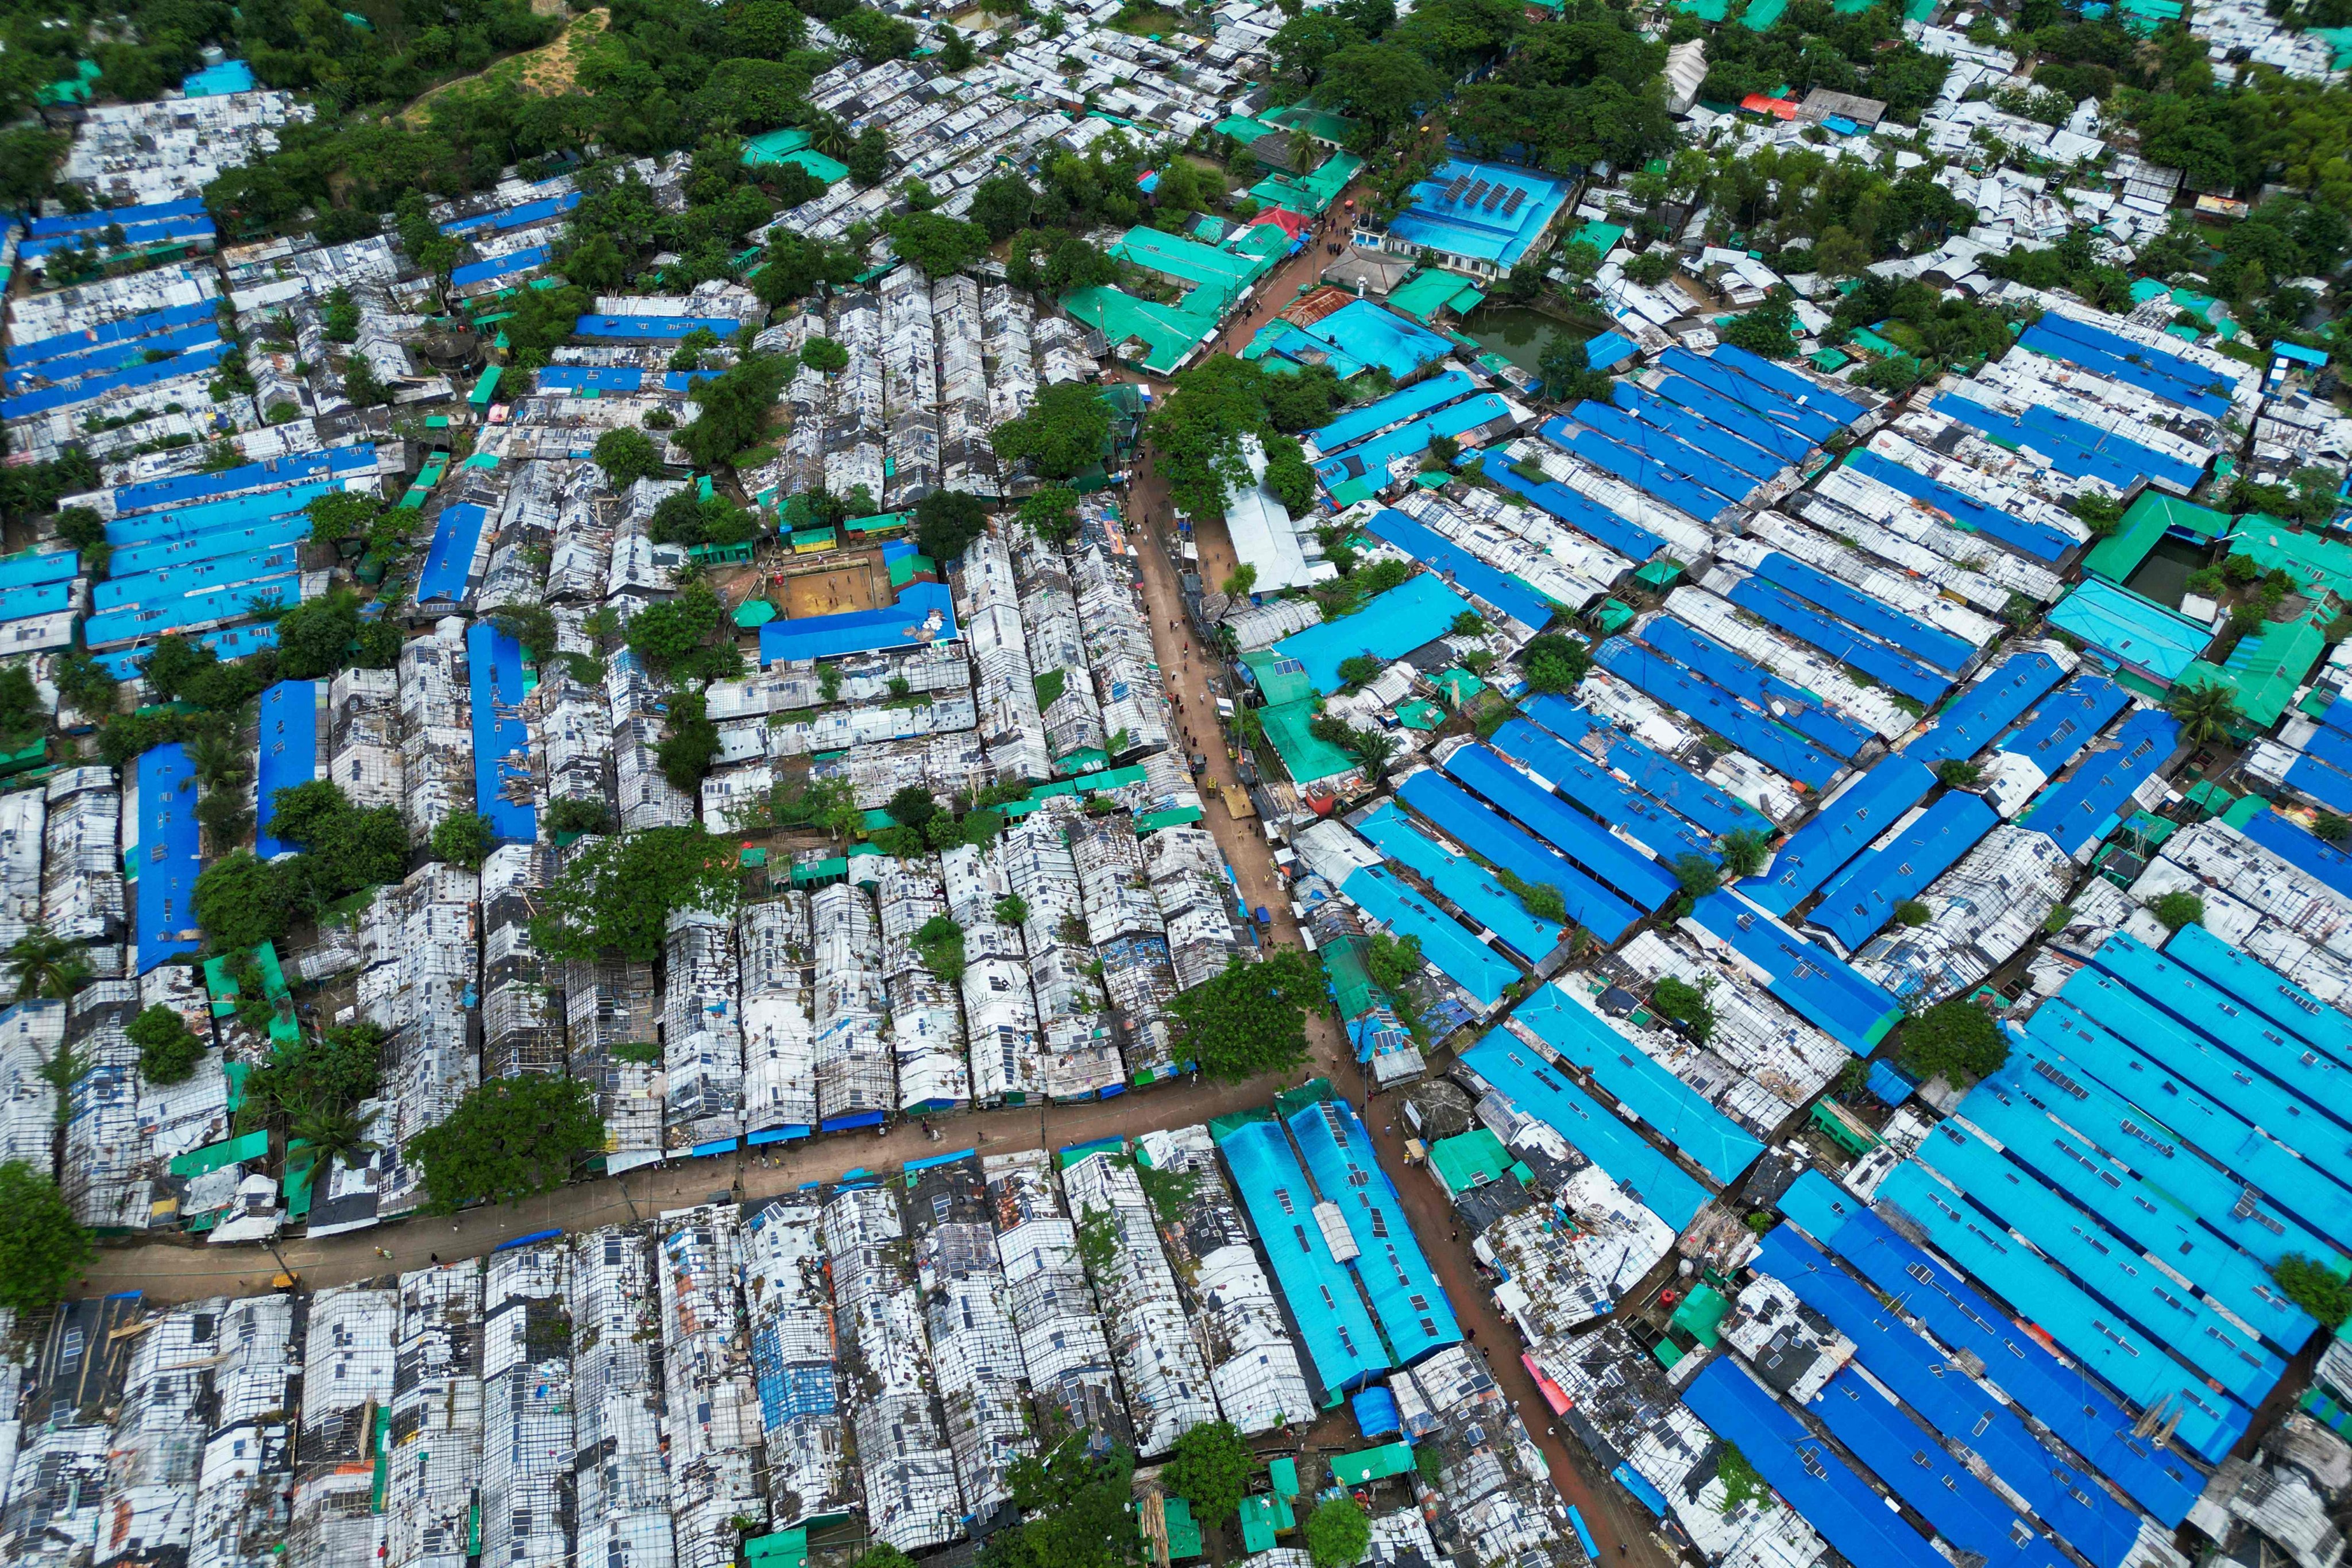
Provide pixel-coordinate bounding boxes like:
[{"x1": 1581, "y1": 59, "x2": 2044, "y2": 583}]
[
  {"x1": 1459, "y1": 304, "x2": 1588, "y2": 376},
  {"x1": 2124, "y1": 534, "x2": 2211, "y2": 610}
]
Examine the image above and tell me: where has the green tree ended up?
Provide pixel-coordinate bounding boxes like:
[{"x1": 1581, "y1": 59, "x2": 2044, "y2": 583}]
[
  {"x1": 991, "y1": 382, "x2": 1113, "y2": 479},
  {"x1": 2166, "y1": 678, "x2": 2241, "y2": 747},
  {"x1": 1652, "y1": 975, "x2": 1715, "y2": 1045},
  {"x1": 658, "y1": 689, "x2": 724, "y2": 794},
  {"x1": 0, "y1": 1161, "x2": 90, "y2": 1316},
  {"x1": 291, "y1": 1100, "x2": 383, "y2": 1173},
  {"x1": 1315, "y1": 43, "x2": 1446, "y2": 141},
  {"x1": 802, "y1": 337, "x2": 850, "y2": 375},
  {"x1": 2274, "y1": 1253, "x2": 2352, "y2": 1327},
  {"x1": 532, "y1": 827, "x2": 743, "y2": 963},
  {"x1": 846, "y1": 126, "x2": 892, "y2": 187},
  {"x1": 913, "y1": 913, "x2": 968, "y2": 983},
  {"x1": 992, "y1": 1435, "x2": 1139, "y2": 1568},
  {"x1": 1898, "y1": 998, "x2": 2007, "y2": 1084},
  {"x1": 431, "y1": 811, "x2": 495, "y2": 870},
  {"x1": 676, "y1": 356, "x2": 794, "y2": 469},
  {"x1": 1165, "y1": 1420, "x2": 1255, "y2": 1527},
  {"x1": 1262, "y1": 433, "x2": 1318, "y2": 515},
  {"x1": 887, "y1": 212, "x2": 992, "y2": 277},
  {"x1": 272, "y1": 589, "x2": 365, "y2": 680},
  {"x1": 995, "y1": 893, "x2": 1031, "y2": 927},
  {"x1": 408, "y1": 1074, "x2": 605, "y2": 1214},
  {"x1": 594, "y1": 427, "x2": 662, "y2": 489},
  {"x1": 1671, "y1": 853, "x2": 1720, "y2": 900},
  {"x1": 1720, "y1": 293, "x2": 1799, "y2": 358},
  {"x1": 970, "y1": 173, "x2": 1037, "y2": 240},
  {"x1": 1167, "y1": 949, "x2": 1323, "y2": 1082},
  {"x1": 128, "y1": 1005, "x2": 207, "y2": 1086},
  {"x1": 1718, "y1": 828, "x2": 1771, "y2": 879},
  {"x1": 1305, "y1": 1498, "x2": 1371, "y2": 1568},
  {"x1": 1624, "y1": 250, "x2": 1671, "y2": 285},
  {"x1": 1937, "y1": 759, "x2": 1982, "y2": 788},
  {"x1": 2152, "y1": 890, "x2": 2205, "y2": 930},
  {"x1": 1520, "y1": 632, "x2": 1589, "y2": 694},
  {"x1": 303, "y1": 489, "x2": 384, "y2": 546},
  {"x1": 1019, "y1": 487, "x2": 1083, "y2": 546},
  {"x1": 1337, "y1": 653, "x2": 1382, "y2": 690},
  {"x1": 1716, "y1": 1443, "x2": 1769, "y2": 1514},
  {"x1": 194, "y1": 851, "x2": 290, "y2": 951},
  {"x1": 1894, "y1": 899, "x2": 1932, "y2": 926},
  {"x1": 915, "y1": 489, "x2": 992, "y2": 562},
  {"x1": 5, "y1": 924, "x2": 88, "y2": 1002}
]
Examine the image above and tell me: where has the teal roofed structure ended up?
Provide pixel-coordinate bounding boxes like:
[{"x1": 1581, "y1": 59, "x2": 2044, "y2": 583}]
[
  {"x1": 1457, "y1": 1033, "x2": 1711, "y2": 1227},
  {"x1": 1285, "y1": 1087, "x2": 1462, "y2": 1366},
  {"x1": 1211, "y1": 1113, "x2": 1389, "y2": 1398},
  {"x1": 1510, "y1": 985, "x2": 1763, "y2": 1185},
  {"x1": 1266, "y1": 573, "x2": 1472, "y2": 693}
]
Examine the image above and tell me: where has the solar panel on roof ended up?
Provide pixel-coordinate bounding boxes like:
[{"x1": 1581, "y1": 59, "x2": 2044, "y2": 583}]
[
  {"x1": 1501, "y1": 188, "x2": 1524, "y2": 215},
  {"x1": 1442, "y1": 176, "x2": 1470, "y2": 202},
  {"x1": 1465, "y1": 181, "x2": 1490, "y2": 205},
  {"x1": 1481, "y1": 184, "x2": 1505, "y2": 210}
]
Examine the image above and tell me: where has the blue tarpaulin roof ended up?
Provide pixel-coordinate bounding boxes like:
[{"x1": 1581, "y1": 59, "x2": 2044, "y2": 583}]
[
  {"x1": 1458, "y1": 1033, "x2": 1710, "y2": 1228},
  {"x1": 1354, "y1": 801, "x2": 1563, "y2": 962},
  {"x1": 1906, "y1": 651, "x2": 2069, "y2": 768},
  {"x1": 105, "y1": 477, "x2": 336, "y2": 545},
  {"x1": 1935, "y1": 391, "x2": 2204, "y2": 494},
  {"x1": 2018, "y1": 708, "x2": 2179, "y2": 856},
  {"x1": 86, "y1": 572, "x2": 300, "y2": 649},
  {"x1": 1441, "y1": 743, "x2": 1677, "y2": 908},
  {"x1": 2025, "y1": 314, "x2": 2231, "y2": 417},
  {"x1": 1915, "y1": 1121, "x2": 2287, "y2": 1404},
  {"x1": 1809, "y1": 789, "x2": 1996, "y2": 951},
  {"x1": 1351, "y1": 1385, "x2": 1400, "y2": 1438},
  {"x1": 1592, "y1": 637, "x2": 1842, "y2": 789},
  {"x1": 1986, "y1": 1042, "x2": 2341, "y2": 1272},
  {"x1": 0, "y1": 550, "x2": 78, "y2": 592},
  {"x1": 1746, "y1": 758, "x2": 1934, "y2": 916},
  {"x1": 113, "y1": 443, "x2": 381, "y2": 516},
  {"x1": 1687, "y1": 891, "x2": 1900, "y2": 1049},
  {"x1": 758, "y1": 581, "x2": 960, "y2": 665},
  {"x1": 1871, "y1": 1159, "x2": 2252, "y2": 1462},
  {"x1": 1647, "y1": 371, "x2": 1814, "y2": 463},
  {"x1": 1521, "y1": 696, "x2": 1769, "y2": 838},
  {"x1": 1996, "y1": 675, "x2": 2130, "y2": 773},
  {"x1": 1570, "y1": 399, "x2": 1756, "y2": 505},
  {"x1": 1844, "y1": 448, "x2": 2079, "y2": 562},
  {"x1": 110, "y1": 513, "x2": 308, "y2": 581},
  {"x1": 1477, "y1": 450, "x2": 1667, "y2": 561},
  {"x1": 2017, "y1": 1006, "x2": 2352, "y2": 1255},
  {"x1": 2238, "y1": 809, "x2": 2352, "y2": 902},
  {"x1": 1954, "y1": 1078, "x2": 2315, "y2": 1351},
  {"x1": 1541, "y1": 414, "x2": 1728, "y2": 522},
  {"x1": 1268, "y1": 574, "x2": 1470, "y2": 694},
  {"x1": 0, "y1": 337, "x2": 231, "y2": 420},
  {"x1": 1611, "y1": 383, "x2": 1783, "y2": 482},
  {"x1": 1755, "y1": 1225, "x2": 2184, "y2": 1550},
  {"x1": 416, "y1": 502, "x2": 488, "y2": 605},
  {"x1": 1314, "y1": 370, "x2": 1478, "y2": 453},
  {"x1": 450, "y1": 245, "x2": 553, "y2": 288},
  {"x1": 94, "y1": 542, "x2": 300, "y2": 613},
  {"x1": 3, "y1": 320, "x2": 219, "y2": 391},
  {"x1": 254, "y1": 680, "x2": 319, "y2": 859},
  {"x1": 1636, "y1": 617, "x2": 1873, "y2": 758},
  {"x1": 1658, "y1": 346, "x2": 1841, "y2": 444},
  {"x1": 1710, "y1": 341, "x2": 1867, "y2": 424},
  {"x1": 1490, "y1": 717, "x2": 1716, "y2": 864},
  {"x1": 575, "y1": 314, "x2": 746, "y2": 340},
  {"x1": 1783, "y1": 1174, "x2": 2214, "y2": 1514},
  {"x1": 1393, "y1": 770, "x2": 1641, "y2": 945},
  {"x1": 135, "y1": 743, "x2": 203, "y2": 974},
  {"x1": 1214, "y1": 1117, "x2": 1389, "y2": 1395},
  {"x1": 1288, "y1": 1094, "x2": 1463, "y2": 1364},
  {"x1": 1360, "y1": 509, "x2": 1553, "y2": 630},
  {"x1": 10, "y1": 298, "x2": 217, "y2": 365},
  {"x1": 2165, "y1": 919, "x2": 2352, "y2": 1069},
  {"x1": 1513, "y1": 986, "x2": 1763, "y2": 1184},
  {"x1": 467, "y1": 622, "x2": 538, "y2": 844},
  {"x1": 1338, "y1": 863, "x2": 1519, "y2": 1006},
  {"x1": 1682, "y1": 1358, "x2": 1947, "y2": 1568},
  {"x1": 1724, "y1": 574, "x2": 1951, "y2": 704},
  {"x1": 1750, "y1": 550, "x2": 1975, "y2": 673}
]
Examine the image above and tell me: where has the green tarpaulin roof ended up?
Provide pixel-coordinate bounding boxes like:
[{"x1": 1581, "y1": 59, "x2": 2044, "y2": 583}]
[
  {"x1": 1329, "y1": 1442, "x2": 1417, "y2": 1485},
  {"x1": 1260, "y1": 697, "x2": 1357, "y2": 785},
  {"x1": 170, "y1": 1129, "x2": 271, "y2": 1180},
  {"x1": 1429, "y1": 1128, "x2": 1511, "y2": 1194}
]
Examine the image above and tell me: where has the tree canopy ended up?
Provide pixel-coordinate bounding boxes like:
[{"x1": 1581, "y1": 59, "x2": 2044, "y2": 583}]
[
  {"x1": 533, "y1": 826, "x2": 743, "y2": 962},
  {"x1": 987, "y1": 1435, "x2": 1139, "y2": 1568},
  {"x1": 0, "y1": 1161, "x2": 90, "y2": 1316},
  {"x1": 1148, "y1": 357, "x2": 1345, "y2": 519},
  {"x1": 1305, "y1": 1499, "x2": 1371, "y2": 1568},
  {"x1": 1165, "y1": 1421, "x2": 1255, "y2": 1527},
  {"x1": 1898, "y1": 998, "x2": 2007, "y2": 1085},
  {"x1": 991, "y1": 382, "x2": 1113, "y2": 480},
  {"x1": 914, "y1": 490, "x2": 992, "y2": 562},
  {"x1": 408, "y1": 1074, "x2": 605, "y2": 1214},
  {"x1": 1167, "y1": 949, "x2": 1324, "y2": 1083},
  {"x1": 128, "y1": 1005, "x2": 207, "y2": 1086}
]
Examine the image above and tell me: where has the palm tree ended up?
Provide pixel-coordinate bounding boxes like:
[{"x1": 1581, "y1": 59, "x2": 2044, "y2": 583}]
[
  {"x1": 6, "y1": 924, "x2": 86, "y2": 1003},
  {"x1": 1718, "y1": 828, "x2": 1772, "y2": 880},
  {"x1": 291, "y1": 1099, "x2": 383, "y2": 1173},
  {"x1": 801, "y1": 111, "x2": 849, "y2": 160},
  {"x1": 187, "y1": 729, "x2": 248, "y2": 792},
  {"x1": 2166, "y1": 678, "x2": 2242, "y2": 749}
]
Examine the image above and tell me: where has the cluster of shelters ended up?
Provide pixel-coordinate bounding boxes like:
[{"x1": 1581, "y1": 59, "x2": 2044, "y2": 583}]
[{"x1": 0, "y1": 1103, "x2": 1535, "y2": 1567}]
